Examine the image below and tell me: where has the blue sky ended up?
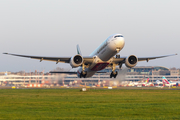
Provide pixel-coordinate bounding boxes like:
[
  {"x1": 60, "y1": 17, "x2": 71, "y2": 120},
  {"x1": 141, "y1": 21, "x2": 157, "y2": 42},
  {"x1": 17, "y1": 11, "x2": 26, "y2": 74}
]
[{"x1": 0, "y1": 0, "x2": 179, "y2": 72}]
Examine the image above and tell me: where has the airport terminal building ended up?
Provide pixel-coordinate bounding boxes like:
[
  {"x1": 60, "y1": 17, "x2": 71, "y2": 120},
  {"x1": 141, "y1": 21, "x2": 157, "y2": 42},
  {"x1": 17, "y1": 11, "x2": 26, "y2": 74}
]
[{"x1": 0, "y1": 66, "x2": 179, "y2": 87}]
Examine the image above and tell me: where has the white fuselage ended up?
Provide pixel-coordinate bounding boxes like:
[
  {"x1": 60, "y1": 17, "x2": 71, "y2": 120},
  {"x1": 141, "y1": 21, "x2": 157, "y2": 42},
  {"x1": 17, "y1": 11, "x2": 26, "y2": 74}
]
[
  {"x1": 164, "y1": 82, "x2": 177, "y2": 86},
  {"x1": 77, "y1": 34, "x2": 125, "y2": 78},
  {"x1": 162, "y1": 78, "x2": 178, "y2": 86}
]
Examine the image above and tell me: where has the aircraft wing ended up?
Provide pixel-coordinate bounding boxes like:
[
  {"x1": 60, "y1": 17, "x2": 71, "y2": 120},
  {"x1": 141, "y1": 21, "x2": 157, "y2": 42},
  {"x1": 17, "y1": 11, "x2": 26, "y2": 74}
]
[
  {"x1": 137, "y1": 54, "x2": 177, "y2": 62},
  {"x1": 3, "y1": 53, "x2": 94, "y2": 64},
  {"x1": 112, "y1": 54, "x2": 177, "y2": 64},
  {"x1": 3, "y1": 53, "x2": 177, "y2": 65}
]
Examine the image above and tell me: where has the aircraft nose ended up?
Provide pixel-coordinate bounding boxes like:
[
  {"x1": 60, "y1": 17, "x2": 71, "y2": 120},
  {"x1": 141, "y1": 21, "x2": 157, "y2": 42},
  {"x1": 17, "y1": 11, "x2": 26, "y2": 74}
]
[{"x1": 115, "y1": 37, "x2": 125, "y2": 49}]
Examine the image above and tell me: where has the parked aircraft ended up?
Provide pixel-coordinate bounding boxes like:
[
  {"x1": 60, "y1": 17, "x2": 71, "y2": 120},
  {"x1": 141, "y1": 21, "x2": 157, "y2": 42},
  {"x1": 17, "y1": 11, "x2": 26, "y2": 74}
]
[
  {"x1": 142, "y1": 78, "x2": 149, "y2": 86},
  {"x1": 3, "y1": 34, "x2": 177, "y2": 78},
  {"x1": 162, "y1": 76, "x2": 178, "y2": 86},
  {"x1": 5, "y1": 71, "x2": 7, "y2": 76},
  {"x1": 155, "y1": 80, "x2": 163, "y2": 84}
]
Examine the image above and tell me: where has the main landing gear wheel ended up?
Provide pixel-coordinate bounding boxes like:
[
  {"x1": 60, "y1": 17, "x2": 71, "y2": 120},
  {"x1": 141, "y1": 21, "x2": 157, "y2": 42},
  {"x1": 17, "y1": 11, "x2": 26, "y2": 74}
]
[
  {"x1": 80, "y1": 72, "x2": 87, "y2": 78},
  {"x1": 110, "y1": 71, "x2": 118, "y2": 78}
]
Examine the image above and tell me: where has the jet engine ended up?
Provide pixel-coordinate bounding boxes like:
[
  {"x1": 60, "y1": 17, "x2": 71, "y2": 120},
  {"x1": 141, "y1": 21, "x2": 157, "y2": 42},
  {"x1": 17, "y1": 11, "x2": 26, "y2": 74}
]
[
  {"x1": 125, "y1": 55, "x2": 138, "y2": 68},
  {"x1": 70, "y1": 55, "x2": 83, "y2": 68}
]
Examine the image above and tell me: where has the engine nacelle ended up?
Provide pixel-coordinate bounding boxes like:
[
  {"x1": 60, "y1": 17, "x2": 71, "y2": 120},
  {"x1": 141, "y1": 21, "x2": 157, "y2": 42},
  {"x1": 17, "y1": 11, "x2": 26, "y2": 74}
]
[
  {"x1": 125, "y1": 55, "x2": 138, "y2": 68},
  {"x1": 70, "y1": 55, "x2": 83, "y2": 68}
]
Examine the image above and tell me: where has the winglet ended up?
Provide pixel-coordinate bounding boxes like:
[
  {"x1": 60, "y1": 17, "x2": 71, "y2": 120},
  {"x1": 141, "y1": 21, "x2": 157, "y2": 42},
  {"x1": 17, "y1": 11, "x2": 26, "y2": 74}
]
[{"x1": 77, "y1": 44, "x2": 82, "y2": 55}]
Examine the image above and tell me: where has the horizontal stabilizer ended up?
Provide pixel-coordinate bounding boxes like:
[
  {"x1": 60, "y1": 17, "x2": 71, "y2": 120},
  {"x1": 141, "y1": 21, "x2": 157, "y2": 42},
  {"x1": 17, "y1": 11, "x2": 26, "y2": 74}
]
[
  {"x1": 50, "y1": 71, "x2": 77, "y2": 74},
  {"x1": 50, "y1": 71, "x2": 106, "y2": 74}
]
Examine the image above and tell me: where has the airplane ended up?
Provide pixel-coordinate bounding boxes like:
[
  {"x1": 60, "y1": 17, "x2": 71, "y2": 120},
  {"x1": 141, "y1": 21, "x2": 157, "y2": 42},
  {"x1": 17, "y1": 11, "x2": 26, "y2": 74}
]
[
  {"x1": 3, "y1": 34, "x2": 177, "y2": 78},
  {"x1": 142, "y1": 78, "x2": 149, "y2": 86},
  {"x1": 162, "y1": 76, "x2": 178, "y2": 86},
  {"x1": 155, "y1": 80, "x2": 163, "y2": 84},
  {"x1": 4, "y1": 71, "x2": 8, "y2": 76},
  {"x1": 145, "y1": 78, "x2": 149, "y2": 83}
]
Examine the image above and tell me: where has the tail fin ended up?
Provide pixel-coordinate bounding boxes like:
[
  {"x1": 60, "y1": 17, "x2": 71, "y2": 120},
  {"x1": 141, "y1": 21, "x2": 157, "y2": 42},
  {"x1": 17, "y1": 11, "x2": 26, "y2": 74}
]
[
  {"x1": 146, "y1": 78, "x2": 149, "y2": 83},
  {"x1": 162, "y1": 76, "x2": 169, "y2": 84},
  {"x1": 77, "y1": 44, "x2": 82, "y2": 55},
  {"x1": 5, "y1": 71, "x2": 7, "y2": 76}
]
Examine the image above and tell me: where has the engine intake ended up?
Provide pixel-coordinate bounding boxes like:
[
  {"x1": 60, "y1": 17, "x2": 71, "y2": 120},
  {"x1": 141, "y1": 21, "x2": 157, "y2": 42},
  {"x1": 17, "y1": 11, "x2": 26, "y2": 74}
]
[
  {"x1": 125, "y1": 55, "x2": 138, "y2": 68},
  {"x1": 70, "y1": 55, "x2": 83, "y2": 68}
]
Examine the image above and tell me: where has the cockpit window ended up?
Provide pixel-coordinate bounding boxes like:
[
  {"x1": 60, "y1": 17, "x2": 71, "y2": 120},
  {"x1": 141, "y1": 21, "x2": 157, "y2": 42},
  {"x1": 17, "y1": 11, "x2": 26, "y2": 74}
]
[{"x1": 114, "y1": 35, "x2": 123, "y2": 38}]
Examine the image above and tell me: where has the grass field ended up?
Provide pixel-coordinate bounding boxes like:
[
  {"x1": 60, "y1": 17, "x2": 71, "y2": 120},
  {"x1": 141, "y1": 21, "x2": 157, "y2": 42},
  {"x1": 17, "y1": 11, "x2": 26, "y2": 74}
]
[{"x1": 0, "y1": 88, "x2": 179, "y2": 120}]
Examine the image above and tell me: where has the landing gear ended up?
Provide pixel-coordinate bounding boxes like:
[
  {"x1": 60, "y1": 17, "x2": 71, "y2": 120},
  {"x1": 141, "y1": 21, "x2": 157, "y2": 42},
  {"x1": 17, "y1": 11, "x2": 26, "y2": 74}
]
[
  {"x1": 80, "y1": 72, "x2": 87, "y2": 78},
  {"x1": 80, "y1": 64, "x2": 87, "y2": 78},
  {"x1": 110, "y1": 63, "x2": 118, "y2": 78},
  {"x1": 110, "y1": 71, "x2": 118, "y2": 78},
  {"x1": 110, "y1": 62, "x2": 122, "y2": 78}
]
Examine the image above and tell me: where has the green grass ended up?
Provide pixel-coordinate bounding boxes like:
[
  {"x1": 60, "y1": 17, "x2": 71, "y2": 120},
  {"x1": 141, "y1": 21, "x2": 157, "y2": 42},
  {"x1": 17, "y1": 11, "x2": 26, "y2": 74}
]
[{"x1": 0, "y1": 89, "x2": 179, "y2": 120}]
